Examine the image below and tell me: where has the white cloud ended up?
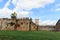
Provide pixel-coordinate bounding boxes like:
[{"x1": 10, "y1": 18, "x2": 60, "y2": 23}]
[
  {"x1": 0, "y1": 0, "x2": 55, "y2": 18},
  {"x1": 12, "y1": 0, "x2": 55, "y2": 10},
  {"x1": 55, "y1": 8, "x2": 60, "y2": 11},
  {"x1": 39, "y1": 20, "x2": 57, "y2": 25},
  {"x1": 0, "y1": 0, "x2": 12, "y2": 18},
  {"x1": 56, "y1": 4, "x2": 60, "y2": 7},
  {"x1": 0, "y1": 8, "x2": 13, "y2": 18},
  {"x1": 12, "y1": 0, "x2": 55, "y2": 18},
  {"x1": 16, "y1": 11, "x2": 30, "y2": 18},
  {"x1": 0, "y1": 8, "x2": 29, "y2": 18},
  {"x1": 0, "y1": 0, "x2": 2, "y2": 2},
  {"x1": 51, "y1": 4, "x2": 60, "y2": 12},
  {"x1": 0, "y1": 0, "x2": 55, "y2": 19},
  {"x1": 55, "y1": 4, "x2": 60, "y2": 11},
  {"x1": 51, "y1": 8, "x2": 60, "y2": 12},
  {"x1": 0, "y1": 0, "x2": 56, "y2": 25},
  {"x1": 0, "y1": 0, "x2": 30, "y2": 18}
]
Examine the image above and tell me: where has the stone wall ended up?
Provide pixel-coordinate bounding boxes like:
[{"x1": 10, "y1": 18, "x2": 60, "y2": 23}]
[
  {"x1": 0, "y1": 18, "x2": 58, "y2": 31},
  {"x1": 1, "y1": 18, "x2": 8, "y2": 30},
  {"x1": 4, "y1": 18, "x2": 37, "y2": 31},
  {"x1": 38, "y1": 26, "x2": 55, "y2": 31},
  {"x1": 16, "y1": 19, "x2": 30, "y2": 31}
]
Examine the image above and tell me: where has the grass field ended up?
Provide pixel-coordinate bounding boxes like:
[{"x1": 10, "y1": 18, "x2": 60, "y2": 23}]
[{"x1": 0, "y1": 31, "x2": 60, "y2": 40}]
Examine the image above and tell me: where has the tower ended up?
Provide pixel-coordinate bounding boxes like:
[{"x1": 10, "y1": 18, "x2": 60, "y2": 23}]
[{"x1": 35, "y1": 19, "x2": 39, "y2": 25}]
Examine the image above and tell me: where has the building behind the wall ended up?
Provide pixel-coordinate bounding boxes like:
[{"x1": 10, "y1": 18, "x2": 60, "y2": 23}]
[
  {"x1": 38, "y1": 25, "x2": 55, "y2": 31},
  {"x1": 55, "y1": 19, "x2": 60, "y2": 31}
]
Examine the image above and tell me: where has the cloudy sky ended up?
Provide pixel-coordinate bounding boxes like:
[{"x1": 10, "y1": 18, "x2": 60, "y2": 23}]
[{"x1": 0, "y1": 0, "x2": 60, "y2": 25}]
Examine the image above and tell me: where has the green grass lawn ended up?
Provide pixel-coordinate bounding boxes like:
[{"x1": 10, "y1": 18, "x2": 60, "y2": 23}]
[{"x1": 0, "y1": 31, "x2": 60, "y2": 40}]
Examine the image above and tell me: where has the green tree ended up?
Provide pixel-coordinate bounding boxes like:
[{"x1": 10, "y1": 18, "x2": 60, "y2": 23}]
[
  {"x1": 11, "y1": 12, "x2": 17, "y2": 19},
  {"x1": 11, "y1": 12, "x2": 17, "y2": 30}
]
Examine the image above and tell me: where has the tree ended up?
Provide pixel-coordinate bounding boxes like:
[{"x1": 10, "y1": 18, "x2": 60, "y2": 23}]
[
  {"x1": 11, "y1": 12, "x2": 17, "y2": 19},
  {"x1": 11, "y1": 12, "x2": 17, "y2": 30}
]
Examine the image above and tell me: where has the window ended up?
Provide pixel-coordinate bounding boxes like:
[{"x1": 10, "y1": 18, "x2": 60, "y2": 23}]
[
  {"x1": 21, "y1": 22, "x2": 23, "y2": 25},
  {"x1": 26, "y1": 23, "x2": 28, "y2": 25}
]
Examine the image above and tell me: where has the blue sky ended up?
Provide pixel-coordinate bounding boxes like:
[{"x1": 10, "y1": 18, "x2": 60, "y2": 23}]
[{"x1": 0, "y1": 0, "x2": 60, "y2": 25}]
